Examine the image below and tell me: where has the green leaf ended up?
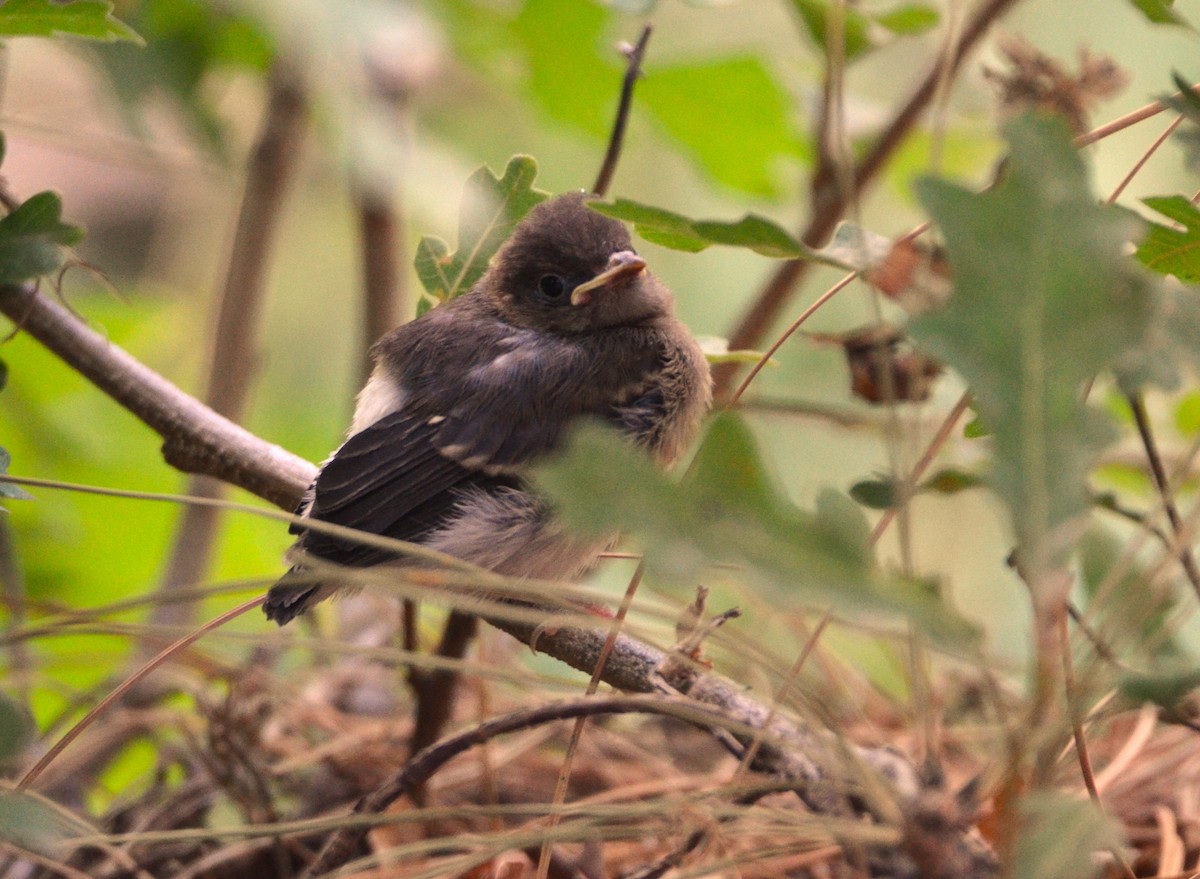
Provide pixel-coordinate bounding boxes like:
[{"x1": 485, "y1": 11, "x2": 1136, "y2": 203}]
[
  {"x1": 0, "y1": 357, "x2": 6, "y2": 392},
  {"x1": 413, "y1": 156, "x2": 549, "y2": 303},
  {"x1": 0, "y1": 787, "x2": 96, "y2": 858},
  {"x1": 0, "y1": 191, "x2": 84, "y2": 284},
  {"x1": 790, "y1": 0, "x2": 873, "y2": 61},
  {"x1": 1136, "y1": 195, "x2": 1200, "y2": 283},
  {"x1": 1174, "y1": 391, "x2": 1200, "y2": 435},
  {"x1": 640, "y1": 56, "x2": 807, "y2": 197},
  {"x1": 1121, "y1": 663, "x2": 1200, "y2": 709},
  {"x1": 850, "y1": 478, "x2": 894, "y2": 509},
  {"x1": 921, "y1": 467, "x2": 985, "y2": 495},
  {"x1": 1123, "y1": 0, "x2": 1191, "y2": 27},
  {"x1": 695, "y1": 336, "x2": 774, "y2": 366},
  {"x1": 0, "y1": 693, "x2": 31, "y2": 762},
  {"x1": 1013, "y1": 793, "x2": 1120, "y2": 879},
  {"x1": 91, "y1": 0, "x2": 271, "y2": 156},
  {"x1": 535, "y1": 414, "x2": 980, "y2": 647},
  {"x1": 874, "y1": 4, "x2": 940, "y2": 35},
  {"x1": 0, "y1": 0, "x2": 141, "y2": 42},
  {"x1": 913, "y1": 115, "x2": 1155, "y2": 568},
  {"x1": 589, "y1": 199, "x2": 811, "y2": 259}
]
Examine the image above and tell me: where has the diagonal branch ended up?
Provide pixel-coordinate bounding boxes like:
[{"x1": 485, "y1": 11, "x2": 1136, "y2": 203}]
[
  {"x1": 713, "y1": 0, "x2": 1022, "y2": 398},
  {"x1": 0, "y1": 280, "x2": 995, "y2": 879}
]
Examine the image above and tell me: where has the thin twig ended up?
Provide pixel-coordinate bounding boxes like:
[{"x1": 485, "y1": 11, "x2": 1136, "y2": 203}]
[
  {"x1": 591, "y1": 25, "x2": 653, "y2": 198},
  {"x1": 0, "y1": 283, "x2": 314, "y2": 508},
  {"x1": 17, "y1": 595, "x2": 266, "y2": 790},
  {"x1": 1126, "y1": 393, "x2": 1200, "y2": 601},
  {"x1": 356, "y1": 188, "x2": 405, "y2": 377},
  {"x1": 536, "y1": 563, "x2": 645, "y2": 879},
  {"x1": 408, "y1": 610, "x2": 478, "y2": 760},
  {"x1": 300, "y1": 694, "x2": 746, "y2": 879},
  {"x1": 714, "y1": 0, "x2": 1022, "y2": 398},
  {"x1": 152, "y1": 69, "x2": 306, "y2": 631}
]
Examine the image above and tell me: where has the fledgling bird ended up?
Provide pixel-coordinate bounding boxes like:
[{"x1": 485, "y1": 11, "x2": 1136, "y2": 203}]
[{"x1": 264, "y1": 192, "x2": 712, "y2": 625}]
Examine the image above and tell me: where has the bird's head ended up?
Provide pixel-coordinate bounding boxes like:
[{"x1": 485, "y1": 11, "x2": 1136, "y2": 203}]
[{"x1": 480, "y1": 192, "x2": 674, "y2": 334}]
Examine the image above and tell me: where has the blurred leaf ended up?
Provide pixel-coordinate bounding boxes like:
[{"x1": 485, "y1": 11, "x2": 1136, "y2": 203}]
[
  {"x1": 509, "y1": 0, "x2": 617, "y2": 139},
  {"x1": 0, "y1": 132, "x2": 5, "y2": 169},
  {"x1": 0, "y1": 694, "x2": 31, "y2": 762},
  {"x1": 1013, "y1": 793, "x2": 1119, "y2": 879},
  {"x1": 91, "y1": 0, "x2": 272, "y2": 155},
  {"x1": 963, "y1": 412, "x2": 990, "y2": 438},
  {"x1": 912, "y1": 115, "x2": 1153, "y2": 565},
  {"x1": 1163, "y1": 71, "x2": 1200, "y2": 123},
  {"x1": 816, "y1": 221, "x2": 899, "y2": 275},
  {"x1": 1124, "y1": 0, "x2": 1191, "y2": 27},
  {"x1": 1174, "y1": 391, "x2": 1200, "y2": 435},
  {"x1": 1136, "y1": 195, "x2": 1200, "y2": 283},
  {"x1": 1121, "y1": 663, "x2": 1200, "y2": 709},
  {"x1": 536, "y1": 414, "x2": 979, "y2": 647},
  {"x1": 0, "y1": 357, "x2": 7, "y2": 392},
  {"x1": 640, "y1": 56, "x2": 807, "y2": 197},
  {"x1": 0, "y1": 0, "x2": 141, "y2": 42},
  {"x1": 850, "y1": 468, "x2": 984, "y2": 510},
  {"x1": 414, "y1": 155, "x2": 549, "y2": 303},
  {"x1": 0, "y1": 191, "x2": 84, "y2": 284},
  {"x1": 1079, "y1": 529, "x2": 1181, "y2": 661},
  {"x1": 922, "y1": 467, "x2": 985, "y2": 495},
  {"x1": 0, "y1": 787, "x2": 95, "y2": 857},
  {"x1": 850, "y1": 478, "x2": 894, "y2": 509},
  {"x1": 590, "y1": 199, "x2": 809, "y2": 258},
  {"x1": 696, "y1": 336, "x2": 773, "y2": 366},
  {"x1": 790, "y1": 0, "x2": 873, "y2": 60},
  {"x1": 874, "y1": 4, "x2": 940, "y2": 34},
  {"x1": 0, "y1": 447, "x2": 33, "y2": 500}
]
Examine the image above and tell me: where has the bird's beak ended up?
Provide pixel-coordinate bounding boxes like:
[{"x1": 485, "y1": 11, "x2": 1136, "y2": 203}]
[{"x1": 570, "y1": 251, "x2": 647, "y2": 306}]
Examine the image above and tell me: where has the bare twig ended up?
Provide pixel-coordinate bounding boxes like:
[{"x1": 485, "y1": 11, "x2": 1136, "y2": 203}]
[
  {"x1": 356, "y1": 189, "x2": 405, "y2": 377},
  {"x1": 408, "y1": 609, "x2": 478, "y2": 760},
  {"x1": 591, "y1": 25, "x2": 653, "y2": 198},
  {"x1": 300, "y1": 694, "x2": 762, "y2": 879},
  {"x1": 18, "y1": 595, "x2": 266, "y2": 790},
  {"x1": 714, "y1": 0, "x2": 1022, "y2": 398},
  {"x1": 0, "y1": 275, "x2": 994, "y2": 879},
  {"x1": 1126, "y1": 393, "x2": 1200, "y2": 601},
  {"x1": 153, "y1": 69, "x2": 307, "y2": 631}
]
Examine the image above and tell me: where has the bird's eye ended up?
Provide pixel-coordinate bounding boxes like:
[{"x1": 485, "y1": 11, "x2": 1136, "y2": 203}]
[{"x1": 537, "y1": 274, "x2": 567, "y2": 301}]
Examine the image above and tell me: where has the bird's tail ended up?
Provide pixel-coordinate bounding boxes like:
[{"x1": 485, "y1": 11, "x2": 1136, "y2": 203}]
[{"x1": 264, "y1": 566, "x2": 322, "y2": 625}]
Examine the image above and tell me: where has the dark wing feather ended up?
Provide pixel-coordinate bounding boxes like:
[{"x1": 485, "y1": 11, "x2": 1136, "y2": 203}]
[{"x1": 293, "y1": 408, "x2": 517, "y2": 568}]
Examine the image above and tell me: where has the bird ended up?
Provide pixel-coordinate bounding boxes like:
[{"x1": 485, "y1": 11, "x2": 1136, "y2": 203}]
[{"x1": 264, "y1": 192, "x2": 712, "y2": 625}]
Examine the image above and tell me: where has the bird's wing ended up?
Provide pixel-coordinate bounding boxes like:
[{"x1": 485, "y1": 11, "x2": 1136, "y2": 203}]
[
  {"x1": 425, "y1": 332, "x2": 662, "y2": 471},
  {"x1": 293, "y1": 407, "x2": 515, "y2": 568}
]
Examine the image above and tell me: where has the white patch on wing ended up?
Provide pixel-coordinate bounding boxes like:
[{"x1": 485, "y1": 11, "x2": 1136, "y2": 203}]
[{"x1": 349, "y1": 366, "x2": 407, "y2": 436}]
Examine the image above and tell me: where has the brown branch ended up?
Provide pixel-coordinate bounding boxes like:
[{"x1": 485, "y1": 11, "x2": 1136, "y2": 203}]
[
  {"x1": 0, "y1": 283, "x2": 314, "y2": 509},
  {"x1": 407, "y1": 609, "x2": 478, "y2": 759},
  {"x1": 713, "y1": 0, "x2": 1022, "y2": 398},
  {"x1": 591, "y1": 25, "x2": 653, "y2": 198},
  {"x1": 356, "y1": 189, "x2": 405, "y2": 378},
  {"x1": 0, "y1": 278, "x2": 996, "y2": 879},
  {"x1": 301, "y1": 695, "x2": 778, "y2": 879},
  {"x1": 153, "y1": 68, "x2": 308, "y2": 631}
]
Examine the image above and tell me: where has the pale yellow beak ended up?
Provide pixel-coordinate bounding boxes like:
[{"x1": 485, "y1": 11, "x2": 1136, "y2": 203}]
[{"x1": 570, "y1": 251, "x2": 647, "y2": 306}]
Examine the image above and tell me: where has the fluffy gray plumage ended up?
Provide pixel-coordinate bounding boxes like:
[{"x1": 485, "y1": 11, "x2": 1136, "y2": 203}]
[{"x1": 265, "y1": 193, "x2": 711, "y2": 625}]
